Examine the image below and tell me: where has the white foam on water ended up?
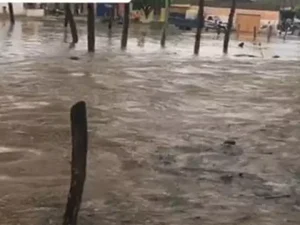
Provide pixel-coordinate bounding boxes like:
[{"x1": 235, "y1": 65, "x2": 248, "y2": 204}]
[
  {"x1": 264, "y1": 181, "x2": 290, "y2": 193},
  {"x1": 0, "y1": 175, "x2": 12, "y2": 180},
  {"x1": 16, "y1": 207, "x2": 53, "y2": 213},
  {"x1": 0, "y1": 146, "x2": 41, "y2": 155},
  {"x1": 13, "y1": 101, "x2": 49, "y2": 109},
  {"x1": 70, "y1": 72, "x2": 85, "y2": 77},
  {"x1": 0, "y1": 147, "x2": 14, "y2": 153},
  {"x1": 27, "y1": 149, "x2": 41, "y2": 156}
]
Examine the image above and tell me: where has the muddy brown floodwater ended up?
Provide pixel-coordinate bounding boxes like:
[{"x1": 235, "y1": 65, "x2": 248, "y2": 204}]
[{"x1": 1, "y1": 20, "x2": 300, "y2": 225}]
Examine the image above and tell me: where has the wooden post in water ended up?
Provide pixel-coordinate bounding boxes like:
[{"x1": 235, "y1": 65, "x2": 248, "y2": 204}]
[
  {"x1": 283, "y1": 21, "x2": 288, "y2": 40},
  {"x1": 8, "y1": 3, "x2": 14, "y2": 25},
  {"x1": 65, "y1": 3, "x2": 78, "y2": 44},
  {"x1": 253, "y1": 26, "x2": 257, "y2": 42},
  {"x1": 223, "y1": 0, "x2": 236, "y2": 54},
  {"x1": 87, "y1": 3, "x2": 95, "y2": 52},
  {"x1": 236, "y1": 23, "x2": 240, "y2": 39},
  {"x1": 74, "y1": 3, "x2": 79, "y2": 16},
  {"x1": 64, "y1": 3, "x2": 69, "y2": 28},
  {"x1": 267, "y1": 25, "x2": 272, "y2": 42},
  {"x1": 121, "y1": 3, "x2": 130, "y2": 49},
  {"x1": 160, "y1": 0, "x2": 170, "y2": 47},
  {"x1": 194, "y1": 0, "x2": 204, "y2": 55},
  {"x1": 108, "y1": 4, "x2": 114, "y2": 30},
  {"x1": 63, "y1": 101, "x2": 88, "y2": 225}
]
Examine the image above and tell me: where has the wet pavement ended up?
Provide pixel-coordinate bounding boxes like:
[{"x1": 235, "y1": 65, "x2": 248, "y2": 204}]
[{"x1": 1, "y1": 20, "x2": 300, "y2": 225}]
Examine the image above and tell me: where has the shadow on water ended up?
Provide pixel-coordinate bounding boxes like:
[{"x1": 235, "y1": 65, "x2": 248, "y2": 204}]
[{"x1": 1, "y1": 20, "x2": 300, "y2": 225}]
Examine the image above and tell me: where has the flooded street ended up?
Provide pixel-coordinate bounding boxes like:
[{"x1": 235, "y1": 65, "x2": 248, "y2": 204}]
[{"x1": 1, "y1": 20, "x2": 300, "y2": 225}]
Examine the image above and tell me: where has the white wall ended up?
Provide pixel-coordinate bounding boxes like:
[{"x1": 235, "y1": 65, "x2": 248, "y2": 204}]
[
  {"x1": 0, "y1": 3, "x2": 25, "y2": 15},
  {"x1": 26, "y1": 9, "x2": 44, "y2": 17}
]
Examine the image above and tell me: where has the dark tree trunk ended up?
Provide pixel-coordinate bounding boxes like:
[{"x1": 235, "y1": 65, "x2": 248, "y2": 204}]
[
  {"x1": 74, "y1": 3, "x2": 79, "y2": 16},
  {"x1": 80, "y1": 3, "x2": 84, "y2": 14},
  {"x1": 8, "y1": 3, "x2": 14, "y2": 25},
  {"x1": 160, "y1": 0, "x2": 170, "y2": 47},
  {"x1": 63, "y1": 101, "x2": 88, "y2": 225},
  {"x1": 65, "y1": 3, "x2": 78, "y2": 44},
  {"x1": 64, "y1": 16, "x2": 68, "y2": 27},
  {"x1": 194, "y1": 0, "x2": 204, "y2": 55},
  {"x1": 108, "y1": 4, "x2": 114, "y2": 30},
  {"x1": 121, "y1": 3, "x2": 130, "y2": 49},
  {"x1": 64, "y1": 3, "x2": 68, "y2": 27},
  {"x1": 253, "y1": 26, "x2": 257, "y2": 41},
  {"x1": 267, "y1": 25, "x2": 272, "y2": 42},
  {"x1": 223, "y1": 0, "x2": 236, "y2": 54},
  {"x1": 87, "y1": 3, "x2": 95, "y2": 52}
]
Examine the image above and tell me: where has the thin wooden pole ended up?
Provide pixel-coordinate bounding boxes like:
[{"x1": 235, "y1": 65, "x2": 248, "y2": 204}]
[
  {"x1": 284, "y1": 27, "x2": 287, "y2": 40},
  {"x1": 64, "y1": 3, "x2": 69, "y2": 28},
  {"x1": 253, "y1": 26, "x2": 257, "y2": 42},
  {"x1": 65, "y1": 3, "x2": 78, "y2": 44},
  {"x1": 8, "y1": 3, "x2": 14, "y2": 25},
  {"x1": 74, "y1": 3, "x2": 79, "y2": 16},
  {"x1": 121, "y1": 3, "x2": 130, "y2": 49},
  {"x1": 267, "y1": 25, "x2": 272, "y2": 42},
  {"x1": 87, "y1": 3, "x2": 95, "y2": 52},
  {"x1": 236, "y1": 23, "x2": 240, "y2": 40},
  {"x1": 223, "y1": 0, "x2": 236, "y2": 54},
  {"x1": 63, "y1": 101, "x2": 88, "y2": 225},
  {"x1": 108, "y1": 4, "x2": 114, "y2": 30},
  {"x1": 194, "y1": 0, "x2": 204, "y2": 55},
  {"x1": 216, "y1": 22, "x2": 221, "y2": 39},
  {"x1": 160, "y1": 0, "x2": 170, "y2": 47}
]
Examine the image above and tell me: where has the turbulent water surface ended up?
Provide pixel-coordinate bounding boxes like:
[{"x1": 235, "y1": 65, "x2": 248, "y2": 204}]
[{"x1": 0, "y1": 20, "x2": 300, "y2": 225}]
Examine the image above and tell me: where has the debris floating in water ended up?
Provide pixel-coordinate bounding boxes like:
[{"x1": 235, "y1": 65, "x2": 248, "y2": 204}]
[
  {"x1": 69, "y1": 56, "x2": 80, "y2": 60},
  {"x1": 234, "y1": 54, "x2": 258, "y2": 58},
  {"x1": 220, "y1": 174, "x2": 233, "y2": 184},
  {"x1": 223, "y1": 139, "x2": 236, "y2": 146},
  {"x1": 264, "y1": 194, "x2": 291, "y2": 199}
]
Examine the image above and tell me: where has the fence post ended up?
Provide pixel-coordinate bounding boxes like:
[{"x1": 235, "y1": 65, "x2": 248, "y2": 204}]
[
  {"x1": 160, "y1": 0, "x2": 170, "y2": 47},
  {"x1": 236, "y1": 23, "x2": 240, "y2": 39},
  {"x1": 8, "y1": 3, "x2": 14, "y2": 25},
  {"x1": 64, "y1": 3, "x2": 68, "y2": 27},
  {"x1": 121, "y1": 3, "x2": 130, "y2": 49},
  {"x1": 267, "y1": 25, "x2": 272, "y2": 42},
  {"x1": 108, "y1": 4, "x2": 114, "y2": 30},
  {"x1": 63, "y1": 101, "x2": 88, "y2": 225},
  {"x1": 87, "y1": 3, "x2": 95, "y2": 52},
  {"x1": 194, "y1": 0, "x2": 204, "y2": 55},
  {"x1": 223, "y1": 0, "x2": 236, "y2": 54},
  {"x1": 253, "y1": 26, "x2": 257, "y2": 42},
  {"x1": 65, "y1": 3, "x2": 78, "y2": 45}
]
